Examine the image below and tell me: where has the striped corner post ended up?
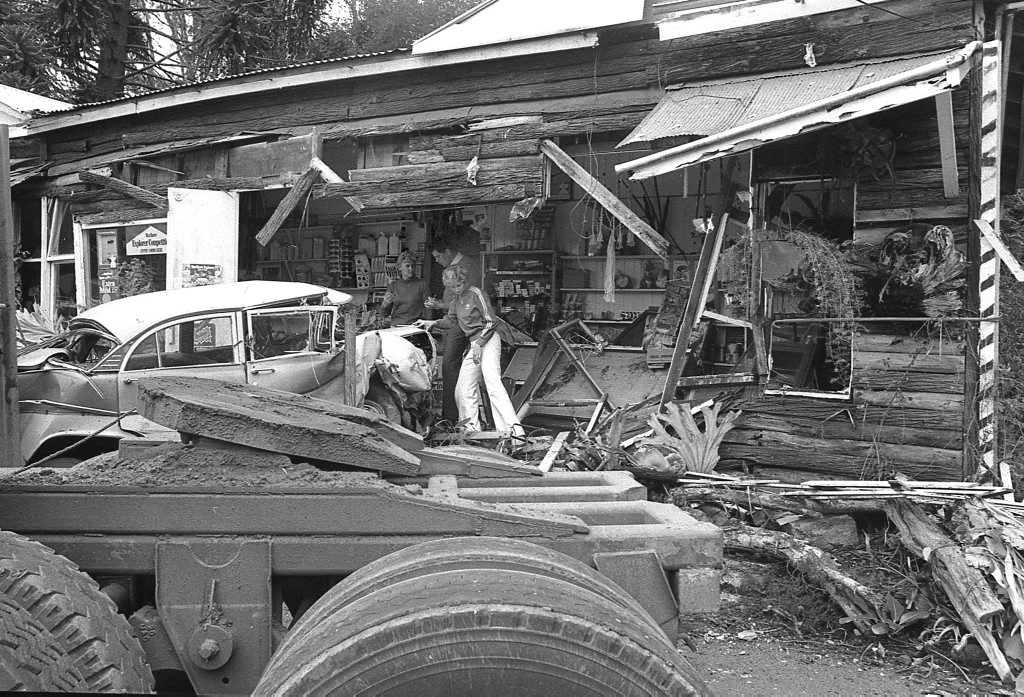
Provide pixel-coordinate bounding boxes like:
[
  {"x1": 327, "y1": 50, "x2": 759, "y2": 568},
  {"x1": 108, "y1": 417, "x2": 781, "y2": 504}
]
[{"x1": 975, "y1": 41, "x2": 1001, "y2": 482}]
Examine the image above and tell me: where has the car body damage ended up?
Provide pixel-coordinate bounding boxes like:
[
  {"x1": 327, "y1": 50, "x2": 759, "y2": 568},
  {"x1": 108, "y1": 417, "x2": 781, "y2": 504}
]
[{"x1": 15, "y1": 281, "x2": 435, "y2": 464}]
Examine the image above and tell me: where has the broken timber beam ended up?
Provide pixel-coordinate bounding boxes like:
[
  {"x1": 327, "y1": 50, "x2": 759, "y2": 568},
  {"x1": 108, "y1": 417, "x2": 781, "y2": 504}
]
[
  {"x1": 660, "y1": 212, "x2": 730, "y2": 406},
  {"x1": 885, "y1": 499, "x2": 1010, "y2": 681},
  {"x1": 256, "y1": 166, "x2": 319, "y2": 246},
  {"x1": 310, "y1": 156, "x2": 364, "y2": 212},
  {"x1": 540, "y1": 140, "x2": 669, "y2": 259},
  {"x1": 538, "y1": 432, "x2": 570, "y2": 473},
  {"x1": 976, "y1": 218, "x2": 1024, "y2": 282},
  {"x1": 78, "y1": 170, "x2": 168, "y2": 212}
]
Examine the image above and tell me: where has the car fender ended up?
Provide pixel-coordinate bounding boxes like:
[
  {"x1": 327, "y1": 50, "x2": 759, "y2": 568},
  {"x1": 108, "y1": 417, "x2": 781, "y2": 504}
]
[{"x1": 19, "y1": 411, "x2": 138, "y2": 464}]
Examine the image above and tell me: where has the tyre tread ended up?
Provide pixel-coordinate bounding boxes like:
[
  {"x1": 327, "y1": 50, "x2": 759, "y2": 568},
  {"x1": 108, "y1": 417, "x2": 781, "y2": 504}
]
[
  {"x1": 281, "y1": 536, "x2": 661, "y2": 655},
  {"x1": 260, "y1": 567, "x2": 708, "y2": 696},
  {"x1": 0, "y1": 594, "x2": 87, "y2": 692},
  {"x1": 0, "y1": 530, "x2": 154, "y2": 693}
]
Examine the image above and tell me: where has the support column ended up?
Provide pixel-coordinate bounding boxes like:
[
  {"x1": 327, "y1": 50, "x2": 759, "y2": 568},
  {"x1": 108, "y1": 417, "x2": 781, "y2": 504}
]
[
  {"x1": 972, "y1": 41, "x2": 1002, "y2": 480},
  {"x1": 0, "y1": 125, "x2": 21, "y2": 465}
]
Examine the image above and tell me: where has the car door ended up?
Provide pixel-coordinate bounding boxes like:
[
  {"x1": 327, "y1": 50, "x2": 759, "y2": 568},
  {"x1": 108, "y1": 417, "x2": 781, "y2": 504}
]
[
  {"x1": 244, "y1": 306, "x2": 340, "y2": 394},
  {"x1": 116, "y1": 312, "x2": 246, "y2": 435}
]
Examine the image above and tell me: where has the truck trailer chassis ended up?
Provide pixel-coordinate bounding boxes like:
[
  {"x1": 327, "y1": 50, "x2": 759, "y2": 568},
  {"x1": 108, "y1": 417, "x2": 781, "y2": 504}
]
[{"x1": 0, "y1": 377, "x2": 721, "y2": 694}]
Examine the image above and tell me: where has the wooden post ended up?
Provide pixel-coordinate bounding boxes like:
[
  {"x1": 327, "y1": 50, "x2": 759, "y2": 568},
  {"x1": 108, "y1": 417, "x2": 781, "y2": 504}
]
[
  {"x1": 749, "y1": 227, "x2": 769, "y2": 378},
  {"x1": 659, "y1": 212, "x2": 729, "y2": 406},
  {"x1": 343, "y1": 306, "x2": 359, "y2": 408},
  {"x1": 0, "y1": 125, "x2": 22, "y2": 465}
]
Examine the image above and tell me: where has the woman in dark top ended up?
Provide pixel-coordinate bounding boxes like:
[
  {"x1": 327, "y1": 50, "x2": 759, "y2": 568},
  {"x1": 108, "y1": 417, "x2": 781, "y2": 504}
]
[
  {"x1": 415, "y1": 264, "x2": 523, "y2": 438},
  {"x1": 380, "y1": 251, "x2": 428, "y2": 326}
]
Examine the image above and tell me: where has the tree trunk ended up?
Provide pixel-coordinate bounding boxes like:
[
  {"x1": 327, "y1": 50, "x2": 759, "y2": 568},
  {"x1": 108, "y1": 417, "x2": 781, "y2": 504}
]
[{"x1": 93, "y1": 0, "x2": 132, "y2": 99}]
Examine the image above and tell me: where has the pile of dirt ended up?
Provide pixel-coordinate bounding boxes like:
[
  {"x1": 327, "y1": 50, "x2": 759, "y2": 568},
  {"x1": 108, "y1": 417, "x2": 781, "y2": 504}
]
[{"x1": 4, "y1": 445, "x2": 395, "y2": 490}]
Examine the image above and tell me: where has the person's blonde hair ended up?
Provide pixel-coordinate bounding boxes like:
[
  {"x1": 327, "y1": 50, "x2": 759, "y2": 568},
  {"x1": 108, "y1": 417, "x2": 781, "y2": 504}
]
[
  {"x1": 442, "y1": 264, "x2": 468, "y2": 285},
  {"x1": 396, "y1": 251, "x2": 418, "y2": 267}
]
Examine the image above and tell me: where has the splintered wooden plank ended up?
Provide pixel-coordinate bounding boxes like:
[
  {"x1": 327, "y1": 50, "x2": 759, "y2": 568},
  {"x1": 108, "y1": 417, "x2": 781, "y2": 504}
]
[{"x1": 136, "y1": 376, "x2": 423, "y2": 475}]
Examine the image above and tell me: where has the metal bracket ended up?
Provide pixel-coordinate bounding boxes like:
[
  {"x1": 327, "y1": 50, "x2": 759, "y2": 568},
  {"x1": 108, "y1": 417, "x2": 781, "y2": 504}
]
[{"x1": 156, "y1": 539, "x2": 272, "y2": 695}]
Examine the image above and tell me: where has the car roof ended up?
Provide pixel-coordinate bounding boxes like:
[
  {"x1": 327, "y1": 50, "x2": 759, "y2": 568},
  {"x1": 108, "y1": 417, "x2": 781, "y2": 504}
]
[{"x1": 72, "y1": 281, "x2": 351, "y2": 343}]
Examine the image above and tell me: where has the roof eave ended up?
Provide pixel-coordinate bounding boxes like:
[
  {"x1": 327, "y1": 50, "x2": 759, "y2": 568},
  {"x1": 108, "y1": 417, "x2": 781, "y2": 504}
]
[{"x1": 20, "y1": 32, "x2": 601, "y2": 137}]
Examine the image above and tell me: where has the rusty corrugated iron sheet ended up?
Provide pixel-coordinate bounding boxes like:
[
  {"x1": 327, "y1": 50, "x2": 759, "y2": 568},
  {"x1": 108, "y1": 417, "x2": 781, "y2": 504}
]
[{"x1": 620, "y1": 52, "x2": 944, "y2": 146}]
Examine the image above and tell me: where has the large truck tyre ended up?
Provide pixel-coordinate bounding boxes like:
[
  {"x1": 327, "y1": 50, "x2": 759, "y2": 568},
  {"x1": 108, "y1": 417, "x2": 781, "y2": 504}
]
[
  {"x1": 278, "y1": 536, "x2": 663, "y2": 656},
  {"x1": 0, "y1": 531, "x2": 154, "y2": 693},
  {"x1": 257, "y1": 566, "x2": 710, "y2": 696},
  {"x1": 0, "y1": 595, "x2": 87, "y2": 692}
]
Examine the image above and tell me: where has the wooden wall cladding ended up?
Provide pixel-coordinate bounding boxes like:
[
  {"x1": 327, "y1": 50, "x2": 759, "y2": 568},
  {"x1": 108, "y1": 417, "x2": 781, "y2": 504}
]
[{"x1": 720, "y1": 333, "x2": 966, "y2": 480}]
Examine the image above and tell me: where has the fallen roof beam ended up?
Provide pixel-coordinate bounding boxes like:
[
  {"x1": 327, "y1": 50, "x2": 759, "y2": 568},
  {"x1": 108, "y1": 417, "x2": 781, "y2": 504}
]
[
  {"x1": 78, "y1": 170, "x2": 168, "y2": 212},
  {"x1": 255, "y1": 166, "x2": 319, "y2": 246},
  {"x1": 309, "y1": 156, "x2": 363, "y2": 212},
  {"x1": 540, "y1": 139, "x2": 669, "y2": 259}
]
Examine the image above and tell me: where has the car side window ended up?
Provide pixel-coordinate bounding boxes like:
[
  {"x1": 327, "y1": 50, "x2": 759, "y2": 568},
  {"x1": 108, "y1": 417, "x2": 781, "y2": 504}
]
[
  {"x1": 249, "y1": 309, "x2": 335, "y2": 360},
  {"x1": 124, "y1": 316, "x2": 235, "y2": 371}
]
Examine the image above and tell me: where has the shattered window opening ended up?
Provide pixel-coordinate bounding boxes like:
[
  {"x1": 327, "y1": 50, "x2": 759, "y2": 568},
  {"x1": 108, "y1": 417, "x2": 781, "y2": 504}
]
[
  {"x1": 758, "y1": 178, "x2": 856, "y2": 396},
  {"x1": 248, "y1": 308, "x2": 336, "y2": 361}
]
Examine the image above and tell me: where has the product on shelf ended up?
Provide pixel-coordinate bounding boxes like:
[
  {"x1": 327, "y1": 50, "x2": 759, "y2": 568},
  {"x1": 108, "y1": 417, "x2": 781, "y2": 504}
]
[{"x1": 354, "y1": 252, "x2": 371, "y2": 289}]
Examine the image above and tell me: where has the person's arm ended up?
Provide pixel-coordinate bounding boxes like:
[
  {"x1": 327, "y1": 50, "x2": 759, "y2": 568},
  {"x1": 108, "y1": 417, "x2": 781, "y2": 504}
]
[
  {"x1": 424, "y1": 284, "x2": 450, "y2": 312},
  {"x1": 380, "y1": 281, "x2": 396, "y2": 314},
  {"x1": 418, "y1": 300, "x2": 457, "y2": 331}
]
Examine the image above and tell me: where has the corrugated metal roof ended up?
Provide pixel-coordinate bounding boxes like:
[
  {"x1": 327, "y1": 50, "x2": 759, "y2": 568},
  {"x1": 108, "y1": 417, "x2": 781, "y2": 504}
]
[
  {"x1": 616, "y1": 43, "x2": 978, "y2": 180},
  {"x1": 0, "y1": 84, "x2": 72, "y2": 117},
  {"x1": 37, "y1": 48, "x2": 408, "y2": 113},
  {"x1": 621, "y1": 51, "x2": 946, "y2": 146}
]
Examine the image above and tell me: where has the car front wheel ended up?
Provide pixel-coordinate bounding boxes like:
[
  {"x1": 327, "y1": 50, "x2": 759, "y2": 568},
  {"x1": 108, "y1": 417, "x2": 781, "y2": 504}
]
[{"x1": 362, "y1": 383, "x2": 403, "y2": 425}]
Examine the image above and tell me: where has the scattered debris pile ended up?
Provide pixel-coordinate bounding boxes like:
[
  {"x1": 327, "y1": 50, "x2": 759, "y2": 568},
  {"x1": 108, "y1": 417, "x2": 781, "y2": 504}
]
[
  {"x1": 666, "y1": 471, "x2": 1024, "y2": 687},
  {"x1": 488, "y1": 374, "x2": 1024, "y2": 686}
]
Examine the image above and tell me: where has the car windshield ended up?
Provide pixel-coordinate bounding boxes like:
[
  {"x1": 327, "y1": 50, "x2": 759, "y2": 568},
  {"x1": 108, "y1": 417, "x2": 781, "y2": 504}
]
[{"x1": 19, "y1": 326, "x2": 120, "y2": 370}]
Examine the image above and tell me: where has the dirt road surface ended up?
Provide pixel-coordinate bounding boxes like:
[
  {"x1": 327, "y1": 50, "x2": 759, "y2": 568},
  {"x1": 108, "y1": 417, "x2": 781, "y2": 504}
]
[
  {"x1": 686, "y1": 631, "x2": 985, "y2": 695},
  {"x1": 679, "y1": 556, "x2": 1009, "y2": 696}
]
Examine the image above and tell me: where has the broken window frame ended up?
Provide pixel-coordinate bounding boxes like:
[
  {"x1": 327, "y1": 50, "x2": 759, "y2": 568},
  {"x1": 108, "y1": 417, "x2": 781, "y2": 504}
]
[
  {"x1": 246, "y1": 306, "x2": 338, "y2": 362},
  {"x1": 754, "y1": 178, "x2": 856, "y2": 399}
]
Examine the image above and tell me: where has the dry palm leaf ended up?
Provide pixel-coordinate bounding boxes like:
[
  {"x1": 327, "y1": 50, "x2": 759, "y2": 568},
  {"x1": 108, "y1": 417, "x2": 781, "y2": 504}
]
[{"x1": 638, "y1": 402, "x2": 741, "y2": 474}]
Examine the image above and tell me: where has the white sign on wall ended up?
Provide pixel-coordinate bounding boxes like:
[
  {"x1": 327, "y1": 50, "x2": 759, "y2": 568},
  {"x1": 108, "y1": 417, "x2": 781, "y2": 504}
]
[{"x1": 126, "y1": 225, "x2": 168, "y2": 256}]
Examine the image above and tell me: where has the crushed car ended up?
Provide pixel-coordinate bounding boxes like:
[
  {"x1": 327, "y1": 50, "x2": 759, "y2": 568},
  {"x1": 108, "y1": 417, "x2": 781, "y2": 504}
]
[{"x1": 15, "y1": 281, "x2": 435, "y2": 465}]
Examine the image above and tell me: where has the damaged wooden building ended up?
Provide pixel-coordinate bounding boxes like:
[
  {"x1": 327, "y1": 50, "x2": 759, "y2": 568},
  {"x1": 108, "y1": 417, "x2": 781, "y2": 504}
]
[{"x1": 9, "y1": 0, "x2": 1024, "y2": 483}]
